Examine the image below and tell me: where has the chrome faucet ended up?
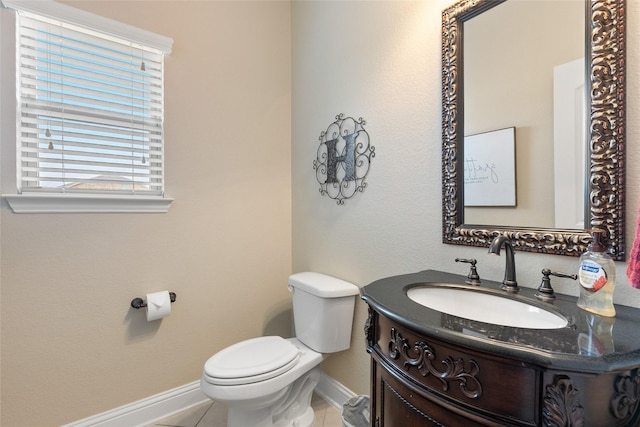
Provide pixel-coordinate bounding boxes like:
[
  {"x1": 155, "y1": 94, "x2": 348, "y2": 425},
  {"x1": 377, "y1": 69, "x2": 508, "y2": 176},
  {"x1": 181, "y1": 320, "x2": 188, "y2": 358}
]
[{"x1": 488, "y1": 235, "x2": 518, "y2": 293}]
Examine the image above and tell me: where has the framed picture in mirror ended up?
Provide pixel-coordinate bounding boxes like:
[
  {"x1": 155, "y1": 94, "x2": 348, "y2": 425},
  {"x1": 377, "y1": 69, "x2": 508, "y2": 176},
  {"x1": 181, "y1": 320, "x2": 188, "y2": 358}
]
[{"x1": 464, "y1": 127, "x2": 516, "y2": 207}]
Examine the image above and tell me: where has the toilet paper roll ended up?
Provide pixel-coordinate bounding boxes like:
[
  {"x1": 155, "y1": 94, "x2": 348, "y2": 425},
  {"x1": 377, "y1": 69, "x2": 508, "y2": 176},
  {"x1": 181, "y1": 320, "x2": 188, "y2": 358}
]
[{"x1": 145, "y1": 291, "x2": 171, "y2": 321}]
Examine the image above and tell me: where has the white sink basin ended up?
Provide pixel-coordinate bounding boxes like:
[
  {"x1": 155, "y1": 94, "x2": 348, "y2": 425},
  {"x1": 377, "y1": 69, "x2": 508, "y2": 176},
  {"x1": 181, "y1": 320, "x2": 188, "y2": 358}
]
[{"x1": 406, "y1": 286, "x2": 568, "y2": 329}]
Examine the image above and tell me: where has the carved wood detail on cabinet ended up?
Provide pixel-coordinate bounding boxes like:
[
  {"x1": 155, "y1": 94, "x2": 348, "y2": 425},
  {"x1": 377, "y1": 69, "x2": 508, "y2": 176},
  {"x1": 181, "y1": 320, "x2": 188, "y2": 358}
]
[
  {"x1": 365, "y1": 306, "x2": 375, "y2": 348},
  {"x1": 542, "y1": 375, "x2": 585, "y2": 427},
  {"x1": 388, "y1": 327, "x2": 482, "y2": 399},
  {"x1": 611, "y1": 368, "x2": 640, "y2": 423}
]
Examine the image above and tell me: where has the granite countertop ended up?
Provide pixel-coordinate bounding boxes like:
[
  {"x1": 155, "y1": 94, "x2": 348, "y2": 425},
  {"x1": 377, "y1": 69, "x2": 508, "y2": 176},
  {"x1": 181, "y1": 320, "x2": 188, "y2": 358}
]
[{"x1": 361, "y1": 269, "x2": 640, "y2": 373}]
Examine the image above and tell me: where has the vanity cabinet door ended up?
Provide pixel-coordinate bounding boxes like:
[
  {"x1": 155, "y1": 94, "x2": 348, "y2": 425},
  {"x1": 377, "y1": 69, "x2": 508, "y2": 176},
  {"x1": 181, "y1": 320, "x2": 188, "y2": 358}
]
[
  {"x1": 372, "y1": 314, "x2": 538, "y2": 425},
  {"x1": 373, "y1": 358, "x2": 483, "y2": 427},
  {"x1": 366, "y1": 308, "x2": 540, "y2": 426}
]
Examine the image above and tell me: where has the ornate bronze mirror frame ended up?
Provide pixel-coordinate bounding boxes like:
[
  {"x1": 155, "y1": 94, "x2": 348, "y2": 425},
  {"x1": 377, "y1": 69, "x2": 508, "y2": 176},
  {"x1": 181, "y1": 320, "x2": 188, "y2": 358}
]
[{"x1": 442, "y1": 0, "x2": 626, "y2": 260}]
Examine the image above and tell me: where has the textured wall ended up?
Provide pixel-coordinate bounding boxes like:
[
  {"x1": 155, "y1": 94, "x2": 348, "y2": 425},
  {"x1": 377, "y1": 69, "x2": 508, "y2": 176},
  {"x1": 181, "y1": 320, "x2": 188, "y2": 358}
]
[
  {"x1": 2, "y1": 1, "x2": 639, "y2": 424},
  {"x1": 292, "y1": 0, "x2": 640, "y2": 396},
  {"x1": 0, "y1": 2, "x2": 292, "y2": 425}
]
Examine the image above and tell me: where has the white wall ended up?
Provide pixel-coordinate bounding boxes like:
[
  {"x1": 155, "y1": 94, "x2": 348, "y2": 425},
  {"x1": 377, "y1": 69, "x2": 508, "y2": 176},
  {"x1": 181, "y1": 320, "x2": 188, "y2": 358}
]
[
  {"x1": 292, "y1": 0, "x2": 640, "y2": 397},
  {"x1": 0, "y1": 2, "x2": 292, "y2": 425},
  {"x1": 2, "y1": 0, "x2": 639, "y2": 423}
]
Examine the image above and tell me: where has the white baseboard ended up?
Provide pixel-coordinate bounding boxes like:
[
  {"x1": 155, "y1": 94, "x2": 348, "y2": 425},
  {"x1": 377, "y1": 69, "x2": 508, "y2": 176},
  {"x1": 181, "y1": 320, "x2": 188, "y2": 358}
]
[
  {"x1": 315, "y1": 371, "x2": 358, "y2": 410},
  {"x1": 61, "y1": 380, "x2": 209, "y2": 427},
  {"x1": 62, "y1": 372, "x2": 356, "y2": 427}
]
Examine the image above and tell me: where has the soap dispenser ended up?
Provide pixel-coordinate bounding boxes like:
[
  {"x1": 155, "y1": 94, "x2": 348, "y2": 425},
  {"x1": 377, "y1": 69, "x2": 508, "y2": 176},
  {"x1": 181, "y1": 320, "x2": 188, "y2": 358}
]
[{"x1": 577, "y1": 229, "x2": 616, "y2": 317}]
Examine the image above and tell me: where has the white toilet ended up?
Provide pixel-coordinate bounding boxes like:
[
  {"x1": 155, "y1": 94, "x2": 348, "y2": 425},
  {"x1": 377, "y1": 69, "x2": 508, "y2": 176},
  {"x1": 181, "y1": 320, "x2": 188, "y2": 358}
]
[{"x1": 200, "y1": 272, "x2": 360, "y2": 427}]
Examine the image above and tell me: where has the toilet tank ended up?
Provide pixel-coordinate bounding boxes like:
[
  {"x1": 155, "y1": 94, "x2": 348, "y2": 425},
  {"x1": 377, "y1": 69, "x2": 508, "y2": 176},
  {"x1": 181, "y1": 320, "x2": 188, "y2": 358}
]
[{"x1": 288, "y1": 272, "x2": 360, "y2": 353}]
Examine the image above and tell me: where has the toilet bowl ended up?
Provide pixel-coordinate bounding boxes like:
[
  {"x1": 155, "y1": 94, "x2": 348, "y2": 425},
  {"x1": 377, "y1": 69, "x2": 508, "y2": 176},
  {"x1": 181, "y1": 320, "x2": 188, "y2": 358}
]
[
  {"x1": 200, "y1": 272, "x2": 359, "y2": 427},
  {"x1": 201, "y1": 337, "x2": 324, "y2": 427}
]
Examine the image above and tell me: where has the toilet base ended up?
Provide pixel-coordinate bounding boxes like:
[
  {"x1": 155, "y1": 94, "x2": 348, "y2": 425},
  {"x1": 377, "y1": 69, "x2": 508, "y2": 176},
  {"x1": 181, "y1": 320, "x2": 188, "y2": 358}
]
[
  {"x1": 230, "y1": 405, "x2": 314, "y2": 427},
  {"x1": 224, "y1": 366, "x2": 320, "y2": 427},
  {"x1": 274, "y1": 406, "x2": 314, "y2": 427}
]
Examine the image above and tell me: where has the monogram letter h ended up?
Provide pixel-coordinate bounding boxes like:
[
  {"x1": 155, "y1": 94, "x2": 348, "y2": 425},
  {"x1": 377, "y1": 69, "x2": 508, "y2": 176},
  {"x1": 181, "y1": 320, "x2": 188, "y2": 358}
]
[{"x1": 325, "y1": 132, "x2": 356, "y2": 184}]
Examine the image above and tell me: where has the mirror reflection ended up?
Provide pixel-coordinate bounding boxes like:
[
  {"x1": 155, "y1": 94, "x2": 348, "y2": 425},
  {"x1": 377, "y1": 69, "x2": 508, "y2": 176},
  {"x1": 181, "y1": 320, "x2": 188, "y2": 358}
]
[{"x1": 463, "y1": 1, "x2": 585, "y2": 229}]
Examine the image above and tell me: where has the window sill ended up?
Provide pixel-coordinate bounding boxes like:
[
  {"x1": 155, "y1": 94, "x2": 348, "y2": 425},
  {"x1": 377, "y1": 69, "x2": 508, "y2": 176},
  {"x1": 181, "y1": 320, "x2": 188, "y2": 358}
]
[{"x1": 2, "y1": 193, "x2": 173, "y2": 214}]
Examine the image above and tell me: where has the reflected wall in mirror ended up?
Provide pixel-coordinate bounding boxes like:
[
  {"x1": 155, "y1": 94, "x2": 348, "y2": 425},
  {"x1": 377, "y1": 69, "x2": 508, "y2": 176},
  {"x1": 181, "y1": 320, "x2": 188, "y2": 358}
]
[
  {"x1": 464, "y1": 1, "x2": 584, "y2": 228},
  {"x1": 442, "y1": 0, "x2": 626, "y2": 260}
]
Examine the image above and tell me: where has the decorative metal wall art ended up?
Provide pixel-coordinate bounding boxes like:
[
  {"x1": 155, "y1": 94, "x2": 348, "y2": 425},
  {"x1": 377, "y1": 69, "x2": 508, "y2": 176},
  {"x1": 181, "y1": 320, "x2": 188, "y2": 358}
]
[{"x1": 314, "y1": 114, "x2": 374, "y2": 205}]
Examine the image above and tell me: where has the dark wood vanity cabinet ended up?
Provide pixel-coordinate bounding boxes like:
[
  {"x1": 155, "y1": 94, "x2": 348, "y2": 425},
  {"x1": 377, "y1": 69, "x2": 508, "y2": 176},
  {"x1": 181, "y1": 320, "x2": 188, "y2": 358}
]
[
  {"x1": 369, "y1": 310, "x2": 540, "y2": 427},
  {"x1": 367, "y1": 309, "x2": 539, "y2": 426},
  {"x1": 365, "y1": 306, "x2": 640, "y2": 427},
  {"x1": 361, "y1": 270, "x2": 640, "y2": 426}
]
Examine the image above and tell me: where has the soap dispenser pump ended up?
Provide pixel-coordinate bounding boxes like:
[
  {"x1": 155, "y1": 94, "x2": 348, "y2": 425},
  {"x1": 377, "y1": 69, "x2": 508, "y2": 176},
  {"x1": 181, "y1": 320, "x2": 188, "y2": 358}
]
[{"x1": 577, "y1": 229, "x2": 616, "y2": 317}]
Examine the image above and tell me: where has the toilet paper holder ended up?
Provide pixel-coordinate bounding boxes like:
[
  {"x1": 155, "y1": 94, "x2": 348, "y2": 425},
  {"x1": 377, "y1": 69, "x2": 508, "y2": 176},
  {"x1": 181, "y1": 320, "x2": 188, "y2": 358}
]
[{"x1": 131, "y1": 292, "x2": 177, "y2": 309}]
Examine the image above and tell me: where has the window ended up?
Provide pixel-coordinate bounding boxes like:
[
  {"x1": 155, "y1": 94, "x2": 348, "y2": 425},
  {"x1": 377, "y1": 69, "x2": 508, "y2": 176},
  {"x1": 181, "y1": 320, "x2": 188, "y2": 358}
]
[{"x1": 2, "y1": 0, "x2": 173, "y2": 213}]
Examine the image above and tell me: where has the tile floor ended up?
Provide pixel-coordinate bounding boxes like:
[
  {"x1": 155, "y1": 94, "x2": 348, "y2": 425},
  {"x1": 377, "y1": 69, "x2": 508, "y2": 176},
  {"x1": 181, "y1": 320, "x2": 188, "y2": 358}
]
[{"x1": 147, "y1": 393, "x2": 343, "y2": 427}]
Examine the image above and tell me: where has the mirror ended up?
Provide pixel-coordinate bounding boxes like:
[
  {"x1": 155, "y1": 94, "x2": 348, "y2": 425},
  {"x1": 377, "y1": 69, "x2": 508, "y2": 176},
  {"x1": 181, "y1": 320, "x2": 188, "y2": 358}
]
[{"x1": 442, "y1": 0, "x2": 626, "y2": 260}]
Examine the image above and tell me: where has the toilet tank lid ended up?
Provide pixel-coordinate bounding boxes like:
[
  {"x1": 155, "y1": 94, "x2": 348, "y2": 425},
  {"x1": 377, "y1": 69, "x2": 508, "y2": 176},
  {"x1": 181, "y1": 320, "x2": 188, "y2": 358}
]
[{"x1": 288, "y1": 272, "x2": 359, "y2": 298}]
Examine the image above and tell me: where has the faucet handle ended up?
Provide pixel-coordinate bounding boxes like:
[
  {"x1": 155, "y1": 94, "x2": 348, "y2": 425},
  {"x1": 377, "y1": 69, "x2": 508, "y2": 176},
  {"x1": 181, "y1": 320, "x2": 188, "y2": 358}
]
[
  {"x1": 535, "y1": 268, "x2": 578, "y2": 302},
  {"x1": 455, "y1": 258, "x2": 482, "y2": 285}
]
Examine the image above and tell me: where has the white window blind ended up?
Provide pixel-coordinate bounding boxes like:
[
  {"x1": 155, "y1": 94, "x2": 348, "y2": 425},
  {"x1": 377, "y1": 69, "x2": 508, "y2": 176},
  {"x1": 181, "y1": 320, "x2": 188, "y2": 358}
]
[{"x1": 15, "y1": 10, "x2": 167, "y2": 196}]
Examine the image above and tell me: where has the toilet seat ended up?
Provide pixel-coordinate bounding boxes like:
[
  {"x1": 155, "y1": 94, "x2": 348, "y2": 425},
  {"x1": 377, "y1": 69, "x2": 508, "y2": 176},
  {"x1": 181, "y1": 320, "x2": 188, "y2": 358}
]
[{"x1": 203, "y1": 336, "x2": 301, "y2": 386}]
